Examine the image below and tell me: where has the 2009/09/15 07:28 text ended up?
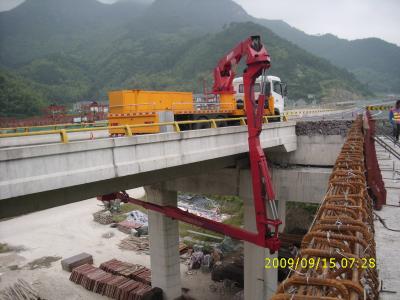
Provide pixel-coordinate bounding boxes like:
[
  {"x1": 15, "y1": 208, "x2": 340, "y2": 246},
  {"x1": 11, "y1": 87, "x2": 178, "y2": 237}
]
[{"x1": 265, "y1": 257, "x2": 376, "y2": 270}]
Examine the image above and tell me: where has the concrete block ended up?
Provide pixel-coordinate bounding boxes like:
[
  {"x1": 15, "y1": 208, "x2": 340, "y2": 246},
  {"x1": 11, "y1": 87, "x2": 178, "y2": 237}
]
[{"x1": 61, "y1": 252, "x2": 93, "y2": 272}]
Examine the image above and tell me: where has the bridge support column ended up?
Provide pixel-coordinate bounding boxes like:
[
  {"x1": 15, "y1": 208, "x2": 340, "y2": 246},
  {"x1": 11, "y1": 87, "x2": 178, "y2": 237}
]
[
  {"x1": 145, "y1": 186, "x2": 181, "y2": 300},
  {"x1": 240, "y1": 170, "x2": 278, "y2": 300}
]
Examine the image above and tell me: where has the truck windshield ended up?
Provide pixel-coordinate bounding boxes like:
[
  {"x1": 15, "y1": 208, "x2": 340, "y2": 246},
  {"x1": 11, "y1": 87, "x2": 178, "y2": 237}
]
[{"x1": 239, "y1": 83, "x2": 261, "y2": 93}]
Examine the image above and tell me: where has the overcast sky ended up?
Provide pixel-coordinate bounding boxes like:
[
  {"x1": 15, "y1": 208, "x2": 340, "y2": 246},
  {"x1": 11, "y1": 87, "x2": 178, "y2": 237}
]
[{"x1": 1, "y1": 0, "x2": 399, "y2": 45}]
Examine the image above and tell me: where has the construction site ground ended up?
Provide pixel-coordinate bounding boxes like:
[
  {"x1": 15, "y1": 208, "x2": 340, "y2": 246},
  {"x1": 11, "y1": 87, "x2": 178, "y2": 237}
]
[
  {"x1": 0, "y1": 188, "x2": 236, "y2": 300},
  {"x1": 375, "y1": 136, "x2": 400, "y2": 299}
]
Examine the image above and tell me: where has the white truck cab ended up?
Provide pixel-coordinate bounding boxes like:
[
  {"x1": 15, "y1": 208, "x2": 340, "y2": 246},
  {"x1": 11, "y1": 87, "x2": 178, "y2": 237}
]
[{"x1": 232, "y1": 75, "x2": 287, "y2": 115}]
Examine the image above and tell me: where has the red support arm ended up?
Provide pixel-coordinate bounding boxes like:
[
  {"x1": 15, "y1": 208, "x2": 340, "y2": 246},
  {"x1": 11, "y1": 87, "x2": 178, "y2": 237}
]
[{"x1": 213, "y1": 35, "x2": 281, "y2": 251}]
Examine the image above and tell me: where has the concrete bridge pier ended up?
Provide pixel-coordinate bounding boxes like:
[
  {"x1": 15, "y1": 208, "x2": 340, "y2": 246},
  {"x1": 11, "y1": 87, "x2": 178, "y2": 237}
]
[
  {"x1": 145, "y1": 185, "x2": 182, "y2": 300},
  {"x1": 239, "y1": 170, "x2": 281, "y2": 300}
]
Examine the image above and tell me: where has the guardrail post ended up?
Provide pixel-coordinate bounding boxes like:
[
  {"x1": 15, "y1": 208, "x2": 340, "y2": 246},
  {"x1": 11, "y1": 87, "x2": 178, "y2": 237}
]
[
  {"x1": 240, "y1": 118, "x2": 246, "y2": 126},
  {"x1": 211, "y1": 119, "x2": 217, "y2": 128},
  {"x1": 173, "y1": 122, "x2": 181, "y2": 132},
  {"x1": 59, "y1": 129, "x2": 69, "y2": 143},
  {"x1": 124, "y1": 125, "x2": 133, "y2": 136}
]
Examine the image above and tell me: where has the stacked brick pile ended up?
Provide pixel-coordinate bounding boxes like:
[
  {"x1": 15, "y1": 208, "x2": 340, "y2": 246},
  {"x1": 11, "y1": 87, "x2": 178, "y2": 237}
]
[
  {"x1": 100, "y1": 259, "x2": 151, "y2": 286},
  {"x1": 70, "y1": 263, "x2": 161, "y2": 300}
]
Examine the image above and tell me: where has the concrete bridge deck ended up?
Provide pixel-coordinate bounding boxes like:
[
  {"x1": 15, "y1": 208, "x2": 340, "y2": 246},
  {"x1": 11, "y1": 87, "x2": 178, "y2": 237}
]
[{"x1": 0, "y1": 122, "x2": 296, "y2": 217}]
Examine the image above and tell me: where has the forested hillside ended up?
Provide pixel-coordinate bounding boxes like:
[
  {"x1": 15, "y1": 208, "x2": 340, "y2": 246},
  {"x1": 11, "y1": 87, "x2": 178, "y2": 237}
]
[
  {"x1": 0, "y1": 0, "x2": 374, "y2": 117},
  {"x1": 257, "y1": 19, "x2": 400, "y2": 93}
]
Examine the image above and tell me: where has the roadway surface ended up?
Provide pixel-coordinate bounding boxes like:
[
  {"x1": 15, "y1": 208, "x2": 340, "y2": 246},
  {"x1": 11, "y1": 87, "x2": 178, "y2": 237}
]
[{"x1": 374, "y1": 136, "x2": 400, "y2": 299}]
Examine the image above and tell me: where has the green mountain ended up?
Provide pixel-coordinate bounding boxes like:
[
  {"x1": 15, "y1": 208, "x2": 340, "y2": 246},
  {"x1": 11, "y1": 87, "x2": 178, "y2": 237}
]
[
  {"x1": 0, "y1": 0, "x2": 373, "y2": 117},
  {"x1": 0, "y1": 68, "x2": 46, "y2": 117},
  {"x1": 257, "y1": 19, "x2": 400, "y2": 93}
]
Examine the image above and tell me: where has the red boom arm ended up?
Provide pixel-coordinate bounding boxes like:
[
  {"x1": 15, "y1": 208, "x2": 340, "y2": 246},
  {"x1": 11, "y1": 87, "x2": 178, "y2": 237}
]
[{"x1": 213, "y1": 35, "x2": 281, "y2": 251}]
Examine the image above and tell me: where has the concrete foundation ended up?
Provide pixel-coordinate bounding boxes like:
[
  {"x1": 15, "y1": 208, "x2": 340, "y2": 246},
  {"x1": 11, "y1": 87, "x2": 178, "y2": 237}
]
[{"x1": 145, "y1": 185, "x2": 182, "y2": 300}]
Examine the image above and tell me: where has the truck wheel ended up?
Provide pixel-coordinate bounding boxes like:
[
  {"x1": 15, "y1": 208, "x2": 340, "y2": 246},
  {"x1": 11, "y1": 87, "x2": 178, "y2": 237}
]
[
  {"x1": 193, "y1": 116, "x2": 211, "y2": 129},
  {"x1": 216, "y1": 115, "x2": 227, "y2": 127}
]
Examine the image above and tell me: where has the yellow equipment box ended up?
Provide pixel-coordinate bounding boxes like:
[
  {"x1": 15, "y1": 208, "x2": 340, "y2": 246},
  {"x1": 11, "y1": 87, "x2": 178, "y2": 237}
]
[{"x1": 107, "y1": 89, "x2": 274, "y2": 135}]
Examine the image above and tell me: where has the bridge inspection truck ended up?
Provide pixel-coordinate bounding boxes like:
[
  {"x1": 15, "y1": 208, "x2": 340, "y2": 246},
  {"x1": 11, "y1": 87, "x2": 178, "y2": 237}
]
[{"x1": 108, "y1": 36, "x2": 288, "y2": 136}]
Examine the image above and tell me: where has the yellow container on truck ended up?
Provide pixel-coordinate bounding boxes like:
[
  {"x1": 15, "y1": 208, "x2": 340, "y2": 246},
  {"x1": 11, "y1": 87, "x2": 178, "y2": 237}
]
[
  {"x1": 108, "y1": 90, "x2": 193, "y2": 134},
  {"x1": 107, "y1": 88, "x2": 276, "y2": 135}
]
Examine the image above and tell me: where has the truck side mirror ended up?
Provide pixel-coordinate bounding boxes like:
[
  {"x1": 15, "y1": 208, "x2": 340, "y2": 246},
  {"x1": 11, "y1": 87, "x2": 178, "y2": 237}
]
[{"x1": 282, "y1": 83, "x2": 288, "y2": 96}]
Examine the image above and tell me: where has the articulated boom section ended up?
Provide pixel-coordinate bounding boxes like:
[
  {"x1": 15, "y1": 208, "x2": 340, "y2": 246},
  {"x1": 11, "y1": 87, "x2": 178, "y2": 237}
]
[
  {"x1": 98, "y1": 36, "x2": 281, "y2": 252},
  {"x1": 213, "y1": 35, "x2": 281, "y2": 251}
]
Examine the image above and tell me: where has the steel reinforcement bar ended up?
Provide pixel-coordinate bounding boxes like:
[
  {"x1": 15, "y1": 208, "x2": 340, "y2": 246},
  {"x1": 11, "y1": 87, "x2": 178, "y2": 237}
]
[{"x1": 272, "y1": 116, "x2": 379, "y2": 300}]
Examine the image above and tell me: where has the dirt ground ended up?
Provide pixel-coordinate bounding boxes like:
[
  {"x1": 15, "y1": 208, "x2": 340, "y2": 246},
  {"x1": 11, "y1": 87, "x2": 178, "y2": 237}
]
[{"x1": 0, "y1": 188, "x2": 238, "y2": 300}]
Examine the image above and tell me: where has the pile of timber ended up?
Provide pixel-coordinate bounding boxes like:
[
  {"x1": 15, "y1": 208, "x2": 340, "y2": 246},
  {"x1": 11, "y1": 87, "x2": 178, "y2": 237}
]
[
  {"x1": 70, "y1": 264, "x2": 161, "y2": 300},
  {"x1": 0, "y1": 279, "x2": 40, "y2": 300},
  {"x1": 100, "y1": 259, "x2": 151, "y2": 286},
  {"x1": 119, "y1": 236, "x2": 150, "y2": 253},
  {"x1": 118, "y1": 236, "x2": 188, "y2": 256},
  {"x1": 178, "y1": 243, "x2": 189, "y2": 255}
]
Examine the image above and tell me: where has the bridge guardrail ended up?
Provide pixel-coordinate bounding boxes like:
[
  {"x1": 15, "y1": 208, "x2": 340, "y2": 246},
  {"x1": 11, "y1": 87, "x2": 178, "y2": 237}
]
[
  {"x1": 366, "y1": 105, "x2": 392, "y2": 111},
  {"x1": 0, "y1": 108, "x2": 335, "y2": 134},
  {"x1": 0, "y1": 115, "x2": 289, "y2": 144},
  {"x1": 283, "y1": 108, "x2": 334, "y2": 116},
  {"x1": 0, "y1": 121, "x2": 109, "y2": 134}
]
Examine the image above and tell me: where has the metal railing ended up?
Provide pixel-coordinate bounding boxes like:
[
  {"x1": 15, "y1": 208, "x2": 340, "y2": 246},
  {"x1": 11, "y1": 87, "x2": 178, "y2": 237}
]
[
  {"x1": 0, "y1": 108, "x2": 335, "y2": 135},
  {"x1": 0, "y1": 121, "x2": 109, "y2": 134},
  {"x1": 0, "y1": 115, "x2": 289, "y2": 144}
]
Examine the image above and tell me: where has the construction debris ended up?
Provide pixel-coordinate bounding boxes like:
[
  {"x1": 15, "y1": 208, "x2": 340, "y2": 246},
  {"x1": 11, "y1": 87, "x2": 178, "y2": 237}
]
[
  {"x1": 61, "y1": 252, "x2": 93, "y2": 272},
  {"x1": 93, "y1": 210, "x2": 113, "y2": 225},
  {"x1": 126, "y1": 210, "x2": 148, "y2": 225},
  {"x1": 296, "y1": 120, "x2": 353, "y2": 136},
  {"x1": 100, "y1": 259, "x2": 151, "y2": 286},
  {"x1": 178, "y1": 194, "x2": 227, "y2": 222},
  {"x1": 117, "y1": 220, "x2": 143, "y2": 234},
  {"x1": 179, "y1": 243, "x2": 189, "y2": 255},
  {"x1": 70, "y1": 263, "x2": 161, "y2": 300},
  {"x1": 272, "y1": 116, "x2": 379, "y2": 300},
  {"x1": 211, "y1": 259, "x2": 244, "y2": 288},
  {"x1": 119, "y1": 236, "x2": 150, "y2": 253},
  {"x1": 0, "y1": 279, "x2": 40, "y2": 300}
]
